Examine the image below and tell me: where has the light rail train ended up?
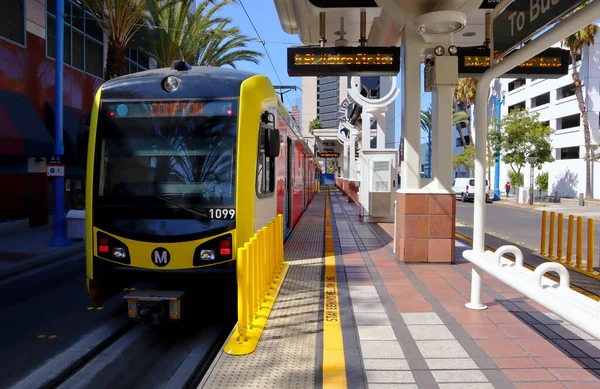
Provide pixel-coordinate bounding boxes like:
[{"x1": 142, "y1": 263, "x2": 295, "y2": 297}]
[{"x1": 85, "y1": 61, "x2": 319, "y2": 320}]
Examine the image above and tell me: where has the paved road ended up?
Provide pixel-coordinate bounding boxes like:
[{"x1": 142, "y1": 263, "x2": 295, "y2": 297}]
[
  {"x1": 0, "y1": 256, "x2": 236, "y2": 389},
  {"x1": 456, "y1": 200, "x2": 599, "y2": 261}
]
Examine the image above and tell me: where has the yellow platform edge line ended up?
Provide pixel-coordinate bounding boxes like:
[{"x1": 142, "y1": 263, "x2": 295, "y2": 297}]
[
  {"x1": 455, "y1": 233, "x2": 600, "y2": 302},
  {"x1": 323, "y1": 187, "x2": 348, "y2": 387},
  {"x1": 223, "y1": 262, "x2": 290, "y2": 355}
]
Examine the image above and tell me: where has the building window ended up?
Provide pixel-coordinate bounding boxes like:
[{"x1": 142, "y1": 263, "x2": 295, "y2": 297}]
[
  {"x1": 558, "y1": 114, "x2": 580, "y2": 130},
  {"x1": 47, "y1": 0, "x2": 104, "y2": 78},
  {"x1": 256, "y1": 128, "x2": 275, "y2": 196},
  {"x1": 559, "y1": 146, "x2": 580, "y2": 160},
  {"x1": 126, "y1": 48, "x2": 150, "y2": 74},
  {"x1": 558, "y1": 83, "x2": 576, "y2": 99},
  {"x1": 531, "y1": 92, "x2": 550, "y2": 108},
  {"x1": 508, "y1": 78, "x2": 526, "y2": 91},
  {"x1": 508, "y1": 101, "x2": 526, "y2": 112},
  {"x1": 0, "y1": 0, "x2": 25, "y2": 46}
]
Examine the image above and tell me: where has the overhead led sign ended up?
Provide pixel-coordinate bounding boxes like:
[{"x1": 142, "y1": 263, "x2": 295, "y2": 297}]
[
  {"x1": 457, "y1": 47, "x2": 569, "y2": 78},
  {"x1": 287, "y1": 46, "x2": 400, "y2": 77},
  {"x1": 104, "y1": 100, "x2": 235, "y2": 118},
  {"x1": 319, "y1": 153, "x2": 340, "y2": 158}
]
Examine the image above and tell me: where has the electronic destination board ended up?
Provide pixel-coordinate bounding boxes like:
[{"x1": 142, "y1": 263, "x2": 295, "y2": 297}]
[
  {"x1": 287, "y1": 46, "x2": 400, "y2": 76},
  {"x1": 457, "y1": 47, "x2": 569, "y2": 78}
]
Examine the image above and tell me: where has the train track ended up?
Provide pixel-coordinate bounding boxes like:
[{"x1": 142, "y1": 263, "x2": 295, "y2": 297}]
[{"x1": 10, "y1": 311, "x2": 232, "y2": 389}]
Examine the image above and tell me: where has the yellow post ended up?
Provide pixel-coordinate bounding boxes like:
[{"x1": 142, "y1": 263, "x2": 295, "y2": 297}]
[
  {"x1": 541, "y1": 210, "x2": 547, "y2": 256},
  {"x1": 250, "y1": 236, "x2": 258, "y2": 319},
  {"x1": 576, "y1": 217, "x2": 583, "y2": 269},
  {"x1": 567, "y1": 215, "x2": 574, "y2": 265},
  {"x1": 549, "y1": 212, "x2": 556, "y2": 259},
  {"x1": 587, "y1": 218, "x2": 595, "y2": 273},
  {"x1": 237, "y1": 246, "x2": 248, "y2": 339},
  {"x1": 244, "y1": 242, "x2": 252, "y2": 328},
  {"x1": 279, "y1": 214, "x2": 284, "y2": 266},
  {"x1": 557, "y1": 213, "x2": 564, "y2": 261}
]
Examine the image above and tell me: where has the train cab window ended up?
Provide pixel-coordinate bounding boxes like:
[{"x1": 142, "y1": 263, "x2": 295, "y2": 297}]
[{"x1": 256, "y1": 127, "x2": 275, "y2": 197}]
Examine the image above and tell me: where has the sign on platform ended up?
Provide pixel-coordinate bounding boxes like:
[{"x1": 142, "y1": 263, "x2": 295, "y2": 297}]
[
  {"x1": 47, "y1": 165, "x2": 65, "y2": 177},
  {"x1": 493, "y1": 0, "x2": 587, "y2": 58},
  {"x1": 479, "y1": 0, "x2": 500, "y2": 9}
]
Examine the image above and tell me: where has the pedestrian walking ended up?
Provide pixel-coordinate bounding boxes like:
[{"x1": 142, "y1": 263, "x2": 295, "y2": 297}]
[{"x1": 505, "y1": 181, "x2": 511, "y2": 197}]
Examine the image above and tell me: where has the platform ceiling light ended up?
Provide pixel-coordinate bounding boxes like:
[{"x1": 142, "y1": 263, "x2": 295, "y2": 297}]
[
  {"x1": 448, "y1": 45, "x2": 458, "y2": 55},
  {"x1": 415, "y1": 11, "x2": 467, "y2": 36},
  {"x1": 434, "y1": 46, "x2": 445, "y2": 56}
]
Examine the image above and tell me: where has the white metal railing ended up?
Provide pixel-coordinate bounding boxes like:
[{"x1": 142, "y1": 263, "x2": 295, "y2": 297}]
[{"x1": 463, "y1": 245, "x2": 600, "y2": 340}]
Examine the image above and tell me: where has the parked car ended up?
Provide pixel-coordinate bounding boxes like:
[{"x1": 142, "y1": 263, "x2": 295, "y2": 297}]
[{"x1": 452, "y1": 177, "x2": 492, "y2": 203}]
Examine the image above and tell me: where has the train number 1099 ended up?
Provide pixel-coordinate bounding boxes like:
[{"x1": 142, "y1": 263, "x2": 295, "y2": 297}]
[{"x1": 208, "y1": 208, "x2": 236, "y2": 220}]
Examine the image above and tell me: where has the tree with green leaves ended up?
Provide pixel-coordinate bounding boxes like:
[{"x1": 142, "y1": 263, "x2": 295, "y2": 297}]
[
  {"x1": 561, "y1": 1, "x2": 598, "y2": 199},
  {"x1": 536, "y1": 171, "x2": 549, "y2": 191},
  {"x1": 453, "y1": 77, "x2": 478, "y2": 146},
  {"x1": 489, "y1": 108, "x2": 554, "y2": 196},
  {"x1": 309, "y1": 118, "x2": 322, "y2": 135},
  {"x1": 146, "y1": 0, "x2": 262, "y2": 68}
]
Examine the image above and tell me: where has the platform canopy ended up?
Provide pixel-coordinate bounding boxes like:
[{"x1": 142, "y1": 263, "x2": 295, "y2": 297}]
[{"x1": 273, "y1": 0, "x2": 492, "y2": 50}]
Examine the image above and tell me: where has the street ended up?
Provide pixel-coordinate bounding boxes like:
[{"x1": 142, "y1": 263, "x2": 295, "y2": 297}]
[{"x1": 456, "y1": 200, "x2": 599, "y2": 263}]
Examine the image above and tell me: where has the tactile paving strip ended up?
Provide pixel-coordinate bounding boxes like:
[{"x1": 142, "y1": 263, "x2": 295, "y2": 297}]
[{"x1": 200, "y1": 195, "x2": 325, "y2": 389}]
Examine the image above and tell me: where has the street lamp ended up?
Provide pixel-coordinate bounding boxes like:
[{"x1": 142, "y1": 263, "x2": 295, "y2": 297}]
[
  {"x1": 491, "y1": 90, "x2": 506, "y2": 201},
  {"x1": 528, "y1": 155, "x2": 538, "y2": 205}
]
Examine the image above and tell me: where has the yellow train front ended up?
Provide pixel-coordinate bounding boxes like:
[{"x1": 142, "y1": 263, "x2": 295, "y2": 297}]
[{"x1": 85, "y1": 61, "x2": 318, "y2": 321}]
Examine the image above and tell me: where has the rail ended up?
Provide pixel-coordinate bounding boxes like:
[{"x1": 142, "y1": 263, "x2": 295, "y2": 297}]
[
  {"x1": 539, "y1": 210, "x2": 599, "y2": 280},
  {"x1": 224, "y1": 214, "x2": 288, "y2": 356},
  {"x1": 463, "y1": 246, "x2": 600, "y2": 340}
]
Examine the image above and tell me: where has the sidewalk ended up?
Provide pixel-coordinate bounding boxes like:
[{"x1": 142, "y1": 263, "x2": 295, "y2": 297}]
[
  {"x1": 493, "y1": 196, "x2": 600, "y2": 219},
  {"x1": 0, "y1": 219, "x2": 84, "y2": 279}
]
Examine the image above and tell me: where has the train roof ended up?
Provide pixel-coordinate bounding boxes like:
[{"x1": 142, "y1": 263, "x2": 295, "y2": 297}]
[{"x1": 100, "y1": 66, "x2": 258, "y2": 100}]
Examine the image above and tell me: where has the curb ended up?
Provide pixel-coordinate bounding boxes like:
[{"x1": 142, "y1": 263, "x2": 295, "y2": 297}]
[{"x1": 0, "y1": 243, "x2": 85, "y2": 280}]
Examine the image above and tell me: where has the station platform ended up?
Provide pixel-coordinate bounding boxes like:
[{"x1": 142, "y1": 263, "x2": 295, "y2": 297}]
[{"x1": 199, "y1": 188, "x2": 600, "y2": 389}]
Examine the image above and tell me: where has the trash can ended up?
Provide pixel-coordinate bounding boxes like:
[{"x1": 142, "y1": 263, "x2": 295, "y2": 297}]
[{"x1": 66, "y1": 209, "x2": 86, "y2": 240}]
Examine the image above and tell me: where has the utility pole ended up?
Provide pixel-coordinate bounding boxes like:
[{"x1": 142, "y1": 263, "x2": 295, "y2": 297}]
[
  {"x1": 273, "y1": 85, "x2": 301, "y2": 105},
  {"x1": 492, "y1": 91, "x2": 505, "y2": 201},
  {"x1": 49, "y1": 0, "x2": 69, "y2": 246}
]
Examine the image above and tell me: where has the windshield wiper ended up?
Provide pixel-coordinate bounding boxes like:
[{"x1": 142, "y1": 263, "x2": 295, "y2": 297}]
[{"x1": 154, "y1": 195, "x2": 211, "y2": 222}]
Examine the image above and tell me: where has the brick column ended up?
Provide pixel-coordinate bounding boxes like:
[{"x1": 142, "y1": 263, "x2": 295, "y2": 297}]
[{"x1": 395, "y1": 193, "x2": 456, "y2": 263}]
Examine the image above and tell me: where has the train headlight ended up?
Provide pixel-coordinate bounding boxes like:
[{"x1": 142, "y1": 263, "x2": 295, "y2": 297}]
[
  {"x1": 163, "y1": 76, "x2": 180, "y2": 93},
  {"x1": 112, "y1": 247, "x2": 127, "y2": 259},
  {"x1": 200, "y1": 249, "x2": 216, "y2": 261}
]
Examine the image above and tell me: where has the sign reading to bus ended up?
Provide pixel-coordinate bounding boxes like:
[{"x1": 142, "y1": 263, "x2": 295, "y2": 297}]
[{"x1": 104, "y1": 100, "x2": 235, "y2": 118}]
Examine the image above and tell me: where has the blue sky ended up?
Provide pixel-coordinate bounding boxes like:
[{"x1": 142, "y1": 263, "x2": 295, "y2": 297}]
[{"x1": 210, "y1": 0, "x2": 434, "y2": 149}]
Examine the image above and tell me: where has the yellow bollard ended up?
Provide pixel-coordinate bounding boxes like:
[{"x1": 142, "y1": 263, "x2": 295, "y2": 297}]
[
  {"x1": 567, "y1": 215, "x2": 574, "y2": 265},
  {"x1": 541, "y1": 210, "x2": 547, "y2": 256},
  {"x1": 576, "y1": 217, "x2": 583, "y2": 268},
  {"x1": 244, "y1": 242, "x2": 252, "y2": 329},
  {"x1": 557, "y1": 213, "x2": 564, "y2": 260},
  {"x1": 549, "y1": 212, "x2": 556, "y2": 259},
  {"x1": 237, "y1": 246, "x2": 248, "y2": 340},
  {"x1": 250, "y1": 236, "x2": 258, "y2": 319},
  {"x1": 588, "y1": 218, "x2": 595, "y2": 273},
  {"x1": 279, "y1": 214, "x2": 284, "y2": 266}
]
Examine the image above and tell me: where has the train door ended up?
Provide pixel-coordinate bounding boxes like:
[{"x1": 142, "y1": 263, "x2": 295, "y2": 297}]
[{"x1": 286, "y1": 137, "x2": 293, "y2": 235}]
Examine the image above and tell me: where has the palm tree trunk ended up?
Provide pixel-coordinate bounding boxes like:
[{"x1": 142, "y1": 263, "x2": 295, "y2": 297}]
[
  {"x1": 571, "y1": 49, "x2": 593, "y2": 199},
  {"x1": 465, "y1": 106, "x2": 474, "y2": 147},
  {"x1": 105, "y1": 39, "x2": 128, "y2": 81}
]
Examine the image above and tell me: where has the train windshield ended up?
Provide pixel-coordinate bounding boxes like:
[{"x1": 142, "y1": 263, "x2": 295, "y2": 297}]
[{"x1": 93, "y1": 99, "x2": 238, "y2": 238}]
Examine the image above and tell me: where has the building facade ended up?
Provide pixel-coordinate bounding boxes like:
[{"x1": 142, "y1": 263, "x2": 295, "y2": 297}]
[
  {"x1": 0, "y1": 0, "x2": 152, "y2": 225},
  {"x1": 492, "y1": 33, "x2": 600, "y2": 199}
]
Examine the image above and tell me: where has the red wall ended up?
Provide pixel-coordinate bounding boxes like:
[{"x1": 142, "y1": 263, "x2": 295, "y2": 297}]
[{"x1": 0, "y1": 32, "x2": 102, "y2": 223}]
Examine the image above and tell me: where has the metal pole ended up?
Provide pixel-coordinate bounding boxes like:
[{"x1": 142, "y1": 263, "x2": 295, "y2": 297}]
[
  {"x1": 493, "y1": 94, "x2": 503, "y2": 201},
  {"x1": 49, "y1": 0, "x2": 70, "y2": 247},
  {"x1": 427, "y1": 129, "x2": 431, "y2": 178},
  {"x1": 529, "y1": 163, "x2": 534, "y2": 205}
]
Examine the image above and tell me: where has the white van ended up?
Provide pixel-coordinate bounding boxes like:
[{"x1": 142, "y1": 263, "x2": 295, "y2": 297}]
[{"x1": 452, "y1": 177, "x2": 492, "y2": 203}]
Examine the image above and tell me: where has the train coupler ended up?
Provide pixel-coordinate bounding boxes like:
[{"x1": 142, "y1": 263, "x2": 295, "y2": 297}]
[{"x1": 124, "y1": 289, "x2": 185, "y2": 322}]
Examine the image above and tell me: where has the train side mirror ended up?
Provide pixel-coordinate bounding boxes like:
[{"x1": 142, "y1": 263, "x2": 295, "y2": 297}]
[{"x1": 266, "y1": 128, "x2": 281, "y2": 158}]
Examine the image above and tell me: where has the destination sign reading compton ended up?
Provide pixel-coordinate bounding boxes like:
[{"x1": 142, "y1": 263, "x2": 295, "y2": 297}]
[
  {"x1": 104, "y1": 100, "x2": 235, "y2": 118},
  {"x1": 287, "y1": 46, "x2": 400, "y2": 76},
  {"x1": 493, "y1": 0, "x2": 587, "y2": 58}
]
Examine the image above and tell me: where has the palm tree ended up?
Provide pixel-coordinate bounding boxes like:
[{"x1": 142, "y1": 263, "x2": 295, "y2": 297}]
[
  {"x1": 561, "y1": 7, "x2": 597, "y2": 199},
  {"x1": 453, "y1": 77, "x2": 478, "y2": 146},
  {"x1": 308, "y1": 118, "x2": 322, "y2": 135},
  {"x1": 83, "y1": 0, "x2": 149, "y2": 80},
  {"x1": 146, "y1": 0, "x2": 262, "y2": 68}
]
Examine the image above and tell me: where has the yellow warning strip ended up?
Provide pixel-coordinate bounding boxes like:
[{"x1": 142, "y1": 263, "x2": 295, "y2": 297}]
[
  {"x1": 323, "y1": 187, "x2": 347, "y2": 389},
  {"x1": 456, "y1": 233, "x2": 600, "y2": 301}
]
